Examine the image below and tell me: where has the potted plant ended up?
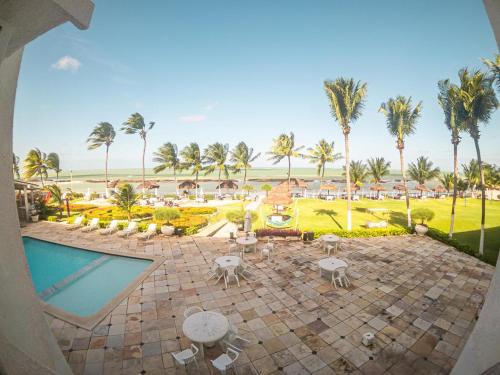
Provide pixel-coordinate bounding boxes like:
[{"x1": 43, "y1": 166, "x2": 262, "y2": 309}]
[
  {"x1": 153, "y1": 207, "x2": 180, "y2": 236},
  {"x1": 411, "y1": 208, "x2": 435, "y2": 235}
]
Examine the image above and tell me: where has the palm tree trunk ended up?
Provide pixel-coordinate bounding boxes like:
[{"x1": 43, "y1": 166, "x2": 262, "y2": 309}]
[
  {"x1": 244, "y1": 168, "x2": 247, "y2": 186},
  {"x1": 39, "y1": 171, "x2": 44, "y2": 187},
  {"x1": 473, "y1": 137, "x2": 486, "y2": 255},
  {"x1": 287, "y1": 156, "x2": 291, "y2": 186},
  {"x1": 141, "y1": 137, "x2": 146, "y2": 195},
  {"x1": 56, "y1": 171, "x2": 59, "y2": 184},
  {"x1": 449, "y1": 142, "x2": 458, "y2": 238},
  {"x1": 320, "y1": 163, "x2": 325, "y2": 185},
  {"x1": 195, "y1": 170, "x2": 199, "y2": 198},
  {"x1": 174, "y1": 167, "x2": 178, "y2": 196},
  {"x1": 218, "y1": 169, "x2": 221, "y2": 196},
  {"x1": 105, "y1": 145, "x2": 110, "y2": 198},
  {"x1": 399, "y1": 148, "x2": 411, "y2": 227},
  {"x1": 344, "y1": 133, "x2": 352, "y2": 230}
]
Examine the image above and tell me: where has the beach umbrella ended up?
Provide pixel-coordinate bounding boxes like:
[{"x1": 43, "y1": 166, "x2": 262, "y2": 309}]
[
  {"x1": 320, "y1": 184, "x2": 337, "y2": 195},
  {"x1": 244, "y1": 210, "x2": 252, "y2": 232},
  {"x1": 136, "y1": 181, "x2": 160, "y2": 190},
  {"x1": 393, "y1": 184, "x2": 406, "y2": 191},
  {"x1": 370, "y1": 184, "x2": 386, "y2": 191},
  {"x1": 415, "y1": 184, "x2": 430, "y2": 192},
  {"x1": 178, "y1": 180, "x2": 199, "y2": 190},
  {"x1": 433, "y1": 185, "x2": 447, "y2": 193},
  {"x1": 107, "y1": 179, "x2": 120, "y2": 188},
  {"x1": 216, "y1": 180, "x2": 239, "y2": 190}
]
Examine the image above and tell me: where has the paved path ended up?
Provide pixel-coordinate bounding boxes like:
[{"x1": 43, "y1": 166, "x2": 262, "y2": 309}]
[{"x1": 213, "y1": 194, "x2": 264, "y2": 238}]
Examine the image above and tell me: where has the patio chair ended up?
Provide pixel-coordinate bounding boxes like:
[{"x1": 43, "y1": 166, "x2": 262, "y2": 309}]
[
  {"x1": 82, "y1": 218, "x2": 99, "y2": 232},
  {"x1": 65, "y1": 216, "x2": 84, "y2": 230},
  {"x1": 211, "y1": 347, "x2": 239, "y2": 374},
  {"x1": 208, "y1": 263, "x2": 225, "y2": 283},
  {"x1": 237, "y1": 260, "x2": 255, "y2": 281},
  {"x1": 98, "y1": 220, "x2": 119, "y2": 235},
  {"x1": 137, "y1": 223, "x2": 157, "y2": 240},
  {"x1": 228, "y1": 243, "x2": 241, "y2": 257},
  {"x1": 261, "y1": 242, "x2": 273, "y2": 260},
  {"x1": 222, "y1": 321, "x2": 251, "y2": 351},
  {"x1": 247, "y1": 231, "x2": 256, "y2": 237},
  {"x1": 224, "y1": 266, "x2": 240, "y2": 288},
  {"x1": 332, "y1": 267, "x2": 350, "y2": 289},
  {"x1": 326, "y1": 244, "x2": 336, "y2": 256},
  {"x1": 171, "y1": 344, "x2": 199, "y2": 371},
  {"x1": 117, "y1": 221, "x2": 138, "y2": 237},
  {"x1": 183, "y1": 306, "x2": 203, "y2": 319}
]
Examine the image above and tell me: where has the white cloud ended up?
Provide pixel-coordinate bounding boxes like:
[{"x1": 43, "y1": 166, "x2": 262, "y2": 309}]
[
  {"x1": 178, "y1": 114, "x2": 206, "y2": 123},
  {"x1": 204, "y1": 101, "x2": 219, "y2": 111},
  {"x1": 51, "y1": 56, "x2": 81, "y2": 72}
]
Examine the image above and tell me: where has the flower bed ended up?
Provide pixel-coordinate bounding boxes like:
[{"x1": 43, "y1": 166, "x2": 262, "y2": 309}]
[
  {"x1": 178, "y1": 207, "x2": 217, "y2": 215},
  {"x1": 255, "y1": 228, "x2": 302, "y2": 238}
]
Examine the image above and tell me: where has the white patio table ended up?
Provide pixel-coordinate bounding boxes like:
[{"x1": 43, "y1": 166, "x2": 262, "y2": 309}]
[
  {"x1": 182, "y1": 311, "x2": 229, "y2": 358},
  {"x1": 318, "y1": 257, "x2": 348, "y2": 277},
  {"x1": 215, "y1": 255, "x2": 241, "y2": 269},
  {"x1": 236, "y1": 236, "x2": 257, "y2": 253},
  {"x1": 320, "y1": 234, "x2": 340, "y2": 254}
]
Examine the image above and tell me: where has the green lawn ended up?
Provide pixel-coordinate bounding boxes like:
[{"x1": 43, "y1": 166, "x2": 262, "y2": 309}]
[{"x1": 255, "y1": 197, "x2": 500, "y2": 264}]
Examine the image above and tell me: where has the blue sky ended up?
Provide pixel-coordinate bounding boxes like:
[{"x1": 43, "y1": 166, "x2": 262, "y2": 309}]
[{"x1": 13, "y1": 0, "x2": 499, "y2": 172}]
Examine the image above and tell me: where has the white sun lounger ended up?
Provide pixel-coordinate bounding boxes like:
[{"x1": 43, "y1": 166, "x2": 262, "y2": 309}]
[
  {"x1": 82, "y1": 218, "x2": 100, "y2": 232},
  {"x1": 98, "y1": 220, "x2": 119, "y2": 235},
  {"x1": 117, "y1": 221, "x2": 138, "y2": 237},
  {"x1": 138, "y1": 223, "x2": 157, "y2": 240},
  {"x1": 65, "y1": 216, "x2": 84, "y2": 230}
]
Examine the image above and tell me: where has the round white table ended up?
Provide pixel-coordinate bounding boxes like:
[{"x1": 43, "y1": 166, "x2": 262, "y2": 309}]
[
  {"x1": 321, "y1": 234, "x2": 340, "y2": 254},
  {"x1": 318, "y1": 257, "x2": 348, "y2": 277},
  {"x1": 236, "y1": 236, "x2": 258, "y2": 253},
  {"x1": 182, "y1": 311, "x2": 229, "y2": 358},
  {"x1": 215, "y1": 255, "x2": 241, "y2": 269}
]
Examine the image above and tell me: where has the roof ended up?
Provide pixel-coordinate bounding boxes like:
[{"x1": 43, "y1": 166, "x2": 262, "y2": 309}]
[
  {"x1": 216, "y1": 180, "x2": 239, "y2": 190},
  {"x1": 14, "y1": 180, "x2": 40, "y2": 190}
]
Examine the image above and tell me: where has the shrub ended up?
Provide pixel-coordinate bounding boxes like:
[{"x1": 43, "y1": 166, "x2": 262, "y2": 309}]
[
  {"x1": 256, "y1": 228, "x2": 302, "y2": 238},
  {"x1": 179, "y1": 207, "x2": 217, "y2": 215},
  {"x1": 312, "y1": 227, "x2": 412, "y2": 239},
  {"x1": 83, "y1": 206, "x2": 154, "y2": 220},
  {"x1": 169, "y1": 215, "x2": 208, "y2": 230},
  {"x1": 226, "y1": 210, "x2": 258, "y2": 225},
  {"x1": 68, "y1": 204, "x2": 98, "y2": 212},
  {"x1": 47, "y1": 216, "x2": 58, "y2": 222},
  {"x1": 154, "y1": 208, "x2": 181, "y2": 222},
  {"x1": 411, "y1": 208, "x2": 435, "y2": 225}
]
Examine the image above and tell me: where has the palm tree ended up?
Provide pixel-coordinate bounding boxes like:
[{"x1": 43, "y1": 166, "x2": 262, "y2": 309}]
[
  {"x1": 343, "y1": 160, "x2": 369, "y2": 189},
  {"x1": 408, "y1": 156, "x2": 440, "y2": 196},
  {"x1": 438, "y1": 79, "x2": 466, "y2": 238},
  {"x1": 230, "y1": 142, "x2": 261, "y2": 186},
  {"x1": 153, "y1": 143, "x2": 183, "y2": 194},
  {"x1": 87, "y1": 122, "x2": 116, "y2": 198},
  {"x1": 267, "y1": 132, "x2": 304, "y2": 186},
  {"x1": 261, "y1": 184, "x2": 272, "y2": 197},
  {"x1": 438, "y1": 172, "x2": 454, "y2": 193},
  {"x1": 203, "y1": 143, "x2": 230, "y2": 196},
  {"x1": 462, "y1": 159, "x2": 481, "y2": 196},
  {"x1": 46, "y1": 152, "x2": 62, "y2": 183},
  {"x1": 121, "y1": 113, "x2": 155, "y2": 194},
  {"x1": 483, "y1": 55, "x2": 500, "y2": 92},
  {"x1": 456, "y1": 68, "x2": 498, "y2": 255},
  {"x1": 306, "y1": 139, "x2": 342, "y2": 184},
  {"x1": 324, "y1": 78, "x2": 367, "y2": 230},
  {"x1": 180, "y1": 143, "x2": 203, "y2": 196},
  {"x1": 367, "y1": 157, "x2": 391, "y2": 198},
  {"x1": 46, "y1": 184, "x2": 64, "y2": 218},
  {"x1": 12, "y1": 153, "x2": 20, "y2": 179},
  {"x1": 23, "y1": 148, "x2": 48, "y2": 187},
  {"x1": 112, "y1": 183, "x2": 138, "y2": 221},
  {"x1": 379, "y1": 96, "x2": 422, "y2": 227}
]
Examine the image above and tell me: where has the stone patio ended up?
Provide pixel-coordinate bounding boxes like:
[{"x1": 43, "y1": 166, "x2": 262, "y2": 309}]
[{"x1": 22, "y1": 222, "x2": 494, "y2": 375}]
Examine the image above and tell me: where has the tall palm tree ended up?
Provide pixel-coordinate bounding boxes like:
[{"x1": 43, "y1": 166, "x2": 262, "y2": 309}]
[
  {"x1": 153, "y1": 143, "x2": 183, "y2": 194},
  {"x1": 203, "y1": 143, "x2": 230, "y2": 196},
  {"x1": 180, "y1": 143, "x2": 203, "y2": 197},
  {"x1": 408, "y1": 156, "x2": 440, "y2": 195},
  {"x1": 112, "y1": 183, "x2": 138, "y2": 221},
  {"x1": 344, "y1": 160, "x2": 369, "y2": 188},
  {"x1": 12, "y1": 153, "x2": 20, "y2": 180},
  {"x1": 230, "y1": 142, "x2": 261, "y2": 185},
  {"x1": 121, "y1": 113, "x2": 155, "y2": 194},
  {"x1": 483, "y1": 55, "x2": 500, "y2": 92},
  {"x1": 438, "y1": 79, "x2": 466, "y2": 238},
  {"x1": 87, "y1": 122, "x2": 116, "y2": 198},
  {"x1": 367, "y1": 157, "x2": 391, "y2": 198},
  {"x1": 46, "y1": 152, "x2": 62, "y2": 183},
  {"x1": 23, "y1": 148, "x2": 48, "y2": 187},
  {"x1": 324, "y1": 78, "x2": 367, "y2": 230},
  {"x1": 379, "y1": 96, "x2": 422, "y2": 227},
  {"x1": 456, "y1": 68, "x2": 498, "y2": 255},
  {"x1": 438, "y1": 172, "x2": 454, "y2": 193},
  {"x1": 462, "y1": 159, "x2": 481, "y2": 194},
  {"x1": 306, "y1": 139, "x2": 342, "y2": 185},
  {"x1": 267, "y1": 132, "x2": 304, "y2": 186},
  {"x1": 46, "y1": 184, "x2": 64, "y2": 218}
]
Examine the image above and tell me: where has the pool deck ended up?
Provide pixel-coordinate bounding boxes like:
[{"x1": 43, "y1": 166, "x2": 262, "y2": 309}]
[{"x1": 22, "y1": 222, "x2": 494, "y2": 375}]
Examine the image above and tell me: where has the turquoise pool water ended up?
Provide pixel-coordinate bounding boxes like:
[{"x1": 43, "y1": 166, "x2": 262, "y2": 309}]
[{"x1": 22, "y1": 237, "x2": 152, "y2": 317}]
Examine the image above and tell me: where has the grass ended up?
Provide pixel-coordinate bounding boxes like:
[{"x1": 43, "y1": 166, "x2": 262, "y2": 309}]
[{"x1": 255, "y1": 197, "x2": 500, "y2": 264}]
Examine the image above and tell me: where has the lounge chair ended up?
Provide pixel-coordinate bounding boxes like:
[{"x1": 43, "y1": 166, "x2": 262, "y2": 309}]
[
  {"x1": 65, "y1": 216, "x2": 84, "y2": 230},
  {"x1": 99, "y1": 220, "x2": 119, "y2": 235},
  {"x1": 137, "y1": 223, "x2": 157, "y2": 240},
  {"x1": 117, "y1": 221, "x2": 138, "y2": 237},
  {"x1": 82, "y1": 218, "x2": 99, "y2": 232}
]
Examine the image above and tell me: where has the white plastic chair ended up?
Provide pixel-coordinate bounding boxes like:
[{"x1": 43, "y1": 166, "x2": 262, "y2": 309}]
[
  {"x1": 172, "y1": 344, "x2": 199, "y2": 370},
  {"x1": 224, "y1": 266, "x2": 240, "y2": 288},
  {"x1": 332, "y1": 267, "x2": 350, "y2": 289},
  {"x1": 183, "y1": 306, "x2": 203, "y2": 319},
  {"x1": 261, "y1": 242, "x2": 273, "y2": 260},
  {"x1": 117, "y1": 221, "x2": 138, "y2": 237},
  {"x1": 211, "y1": 347, "x2": 239, "y2": 374},
  {"x1": 326, "y1": 244, "x2": 336, "y2": 256},
  {"x1": 228, "y1": 243, "x2": 242, "y2": 257},
  {"x1": 66, "y1": 216, "x2": 84, "y2": 230},
  {"x1": 222, "y1": 321, "x2": 251, "y2": 351},
  {"x1": 208, "y1": 263, "x2": 224, "y2": 282},
  {"x1": 138, "y1": 223, "x2": 157, "y2": 240},
  {"x1": 82, "y1": 218, "x2": 99, "y2": 232},
  {"x1": 98, "y1": 219, "x2": 118, "y2": 235}
]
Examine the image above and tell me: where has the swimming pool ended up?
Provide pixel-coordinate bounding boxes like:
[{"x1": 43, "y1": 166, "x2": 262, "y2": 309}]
[{"x1": 22, "y1": 236, "x2": 158, "y2": 326}]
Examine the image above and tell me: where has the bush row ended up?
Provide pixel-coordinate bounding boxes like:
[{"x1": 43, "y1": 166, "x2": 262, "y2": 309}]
[
  {"x1": 179, "y1": 206, "x2": 217, "y2": 215},
  {"x1": 312, "y1": 227, "x2": 412, "y2": 239}
]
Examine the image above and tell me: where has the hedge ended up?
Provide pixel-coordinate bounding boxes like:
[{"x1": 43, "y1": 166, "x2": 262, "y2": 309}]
[
  {"x1": 179, "y1": 207, "x2": 217, "y2": 215},
  {"x1": 169, "y1": 215, "x2": 208, "y2": 230},
  {"x1": 312, "y1": 227, "x2": 412, "y2": 239},
  {"x1": 67, "y1": 204, "x2": 98, "y2": 212},
  {"x1": 83, "y1": 206, "x2": 154, "y2": 220}
]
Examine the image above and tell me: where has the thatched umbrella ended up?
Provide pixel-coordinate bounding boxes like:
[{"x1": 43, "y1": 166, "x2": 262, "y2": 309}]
[
  {"x1": 433, "y1": 185, "x2": 447, "y2": 193},
  {"x1": 216, "y1": 180, "x2": 239, "y2": 190},
  {"x1": 370, "y1": 184, "x2": 386, "y2": 199},
  {"x1": 320, "y1": 184, "x2": 337, "y2": 196},
  {"x1": 107, "y1": 179, "x2": 120, "y2": 188},
  {"x1": 415, "y1": 184, "x2": 430, "y2": 198},
  {"x1": 178, "y1": 180, "x2": 199, "y2": 190},
  {"x1": 343, "y1": 183, "x2": 360, "y2": 192},
  {"x1": 393, "y1": 184, "x2": 406, "y2": 191},
  {"x1": 264, "y1": 192, "x2": 293, "y2": 212},
  {"x1": 137, "y1": 181, "x2": 161, "y2": 197}
]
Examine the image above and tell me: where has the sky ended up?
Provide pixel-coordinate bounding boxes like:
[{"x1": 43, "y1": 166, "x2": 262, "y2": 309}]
[{"x1": 13, "y1": 0, "x2": 500, "y2": 173}]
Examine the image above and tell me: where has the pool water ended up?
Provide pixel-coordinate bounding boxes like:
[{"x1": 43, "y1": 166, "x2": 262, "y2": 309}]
[{"x1": 22, "y1": 237, "x2": 152, "y2": 317}]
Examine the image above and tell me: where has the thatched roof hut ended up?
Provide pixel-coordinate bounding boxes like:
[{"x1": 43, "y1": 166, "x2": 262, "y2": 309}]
[
  {"x1": 370, "y1": 184, "x2": 386, "y2": 191},
  {"x1": 216, "y1": 180, "x2": 239, "y2": 190},
  {"x1": 279, "y1": 178, "x2": 308, "y2": 189},
  {"x1": 393, "y1": 184, "x2": 406, "y2": 191},
  {"x1": 433, "y1": 185, "x2": 447, "y2": 193},
  {"x1": 415, "y1": 184, "x2": 430, "y2": 192},
  {"x1": 263, "y1": 192, "x2": 292, "y2": 206},
  {"x1": 178, "y1": 180, "x2": 199, "y2": 190},
  {"x1": 320, "y1": 184, "x2": 337, "y2": 191},
  {"x1": 137, "y1": 181, "x2": 160, "y2": 190},
  {"x1": 107, "y1": 179, "x2": 120, "y2": 188}
]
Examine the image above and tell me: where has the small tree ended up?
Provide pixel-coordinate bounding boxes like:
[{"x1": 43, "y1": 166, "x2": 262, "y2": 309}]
[
  {"x1": 112, "y1": 184, "x2": 138, "y2": 221},
  {"x1": 46, "y1": 184, "x2": 64, "y2": 219},
  {"x1": 242, "y1": 185, "x2": 254, "y2": 196},
  {"x1": 261, "y1": 184, "x2": 272, "y2": 197},
  {"x1": 411, "y1": 208, "x2": 435, "y2": 226}
]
